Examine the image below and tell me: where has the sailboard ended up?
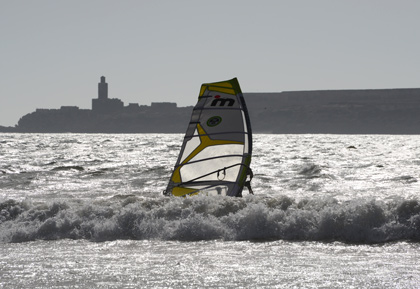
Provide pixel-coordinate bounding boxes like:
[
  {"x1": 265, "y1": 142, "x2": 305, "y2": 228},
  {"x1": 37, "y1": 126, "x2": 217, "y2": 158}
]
[{"x1": 164, "y1": 78, "x2": 252, "y2": 197}]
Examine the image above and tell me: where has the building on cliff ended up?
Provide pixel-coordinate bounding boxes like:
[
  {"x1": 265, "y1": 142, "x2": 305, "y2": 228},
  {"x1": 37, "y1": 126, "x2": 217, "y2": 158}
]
[
  {"x1": 92, "y1": 76, "x2": 124, "y2": 114},
  {"x1": 15, "y1": 76, "x2": 189, "y2": 133},
  {"x1": 5, "y1": 76, "x2": 420, "y2": 134}
]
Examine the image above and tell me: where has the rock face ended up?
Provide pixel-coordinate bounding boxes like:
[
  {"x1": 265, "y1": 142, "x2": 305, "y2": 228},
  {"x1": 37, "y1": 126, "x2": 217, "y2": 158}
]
[
  {"x1": 2, "y1": 78, "x2": 420, "y2": 134},
  {"x1": 0, "y1": 125, "x2": 17, "y2": 132},
  {"x1": 245, "y1": 89, "x2": 420, "y2": 134},
  {"x1": 15, "y1": 106, "x2": 193, "y2": 133}
]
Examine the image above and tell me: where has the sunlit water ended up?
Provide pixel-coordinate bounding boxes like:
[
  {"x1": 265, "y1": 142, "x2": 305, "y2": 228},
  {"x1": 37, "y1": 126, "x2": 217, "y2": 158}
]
[{"x1": 1, "y1": 133, "x2": 420, "y2": 288}]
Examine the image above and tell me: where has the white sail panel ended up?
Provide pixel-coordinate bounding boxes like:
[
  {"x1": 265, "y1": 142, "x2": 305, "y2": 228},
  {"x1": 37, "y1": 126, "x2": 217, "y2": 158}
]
[
  {"x1": 179, "y1": 129, "x2": 201, "y2": 163},
  {"x1": 180, "y1": 156, "x2": 242, "y2": 182}
]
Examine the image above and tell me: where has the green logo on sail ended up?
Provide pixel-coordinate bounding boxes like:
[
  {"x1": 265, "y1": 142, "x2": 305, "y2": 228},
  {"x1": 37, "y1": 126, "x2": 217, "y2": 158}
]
[{"x1": 207, "y1": 116, "x2": 222, "y2": 127}]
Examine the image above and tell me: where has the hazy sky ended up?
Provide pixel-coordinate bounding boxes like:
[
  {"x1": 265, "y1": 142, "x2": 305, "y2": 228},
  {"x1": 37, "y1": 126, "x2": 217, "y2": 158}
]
[{"x1": 1, "y1": 1, "x2": 420, "y2": 126}]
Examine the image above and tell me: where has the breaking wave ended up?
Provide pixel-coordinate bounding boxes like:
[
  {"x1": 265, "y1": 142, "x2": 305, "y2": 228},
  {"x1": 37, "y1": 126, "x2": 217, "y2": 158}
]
[{"x1": 1, "y1": 195, "x2": 420, "y2": 244}]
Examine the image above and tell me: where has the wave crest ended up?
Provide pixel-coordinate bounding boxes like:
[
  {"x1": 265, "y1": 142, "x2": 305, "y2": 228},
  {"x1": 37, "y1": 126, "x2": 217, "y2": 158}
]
[{"x1": 1, "y1": 196, "x2": 420, "y2": 243}]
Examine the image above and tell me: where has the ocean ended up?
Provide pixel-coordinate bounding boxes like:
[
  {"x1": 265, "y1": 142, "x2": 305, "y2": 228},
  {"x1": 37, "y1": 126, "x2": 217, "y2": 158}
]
[{"x1": 1, "y1": 133, "x2": 419, "y2": 288}]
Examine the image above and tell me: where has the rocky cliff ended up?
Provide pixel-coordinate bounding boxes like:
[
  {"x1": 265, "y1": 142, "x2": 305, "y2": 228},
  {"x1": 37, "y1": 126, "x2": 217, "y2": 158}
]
[{"x1": 2, "y1": 88, "x2": 420, "y2": 134}]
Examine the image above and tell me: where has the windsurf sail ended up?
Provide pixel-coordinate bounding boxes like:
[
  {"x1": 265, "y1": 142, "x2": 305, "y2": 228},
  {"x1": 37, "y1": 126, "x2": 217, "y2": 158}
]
[{"x1": 164, "y1": 78, "x2": 252, "y2": 197}]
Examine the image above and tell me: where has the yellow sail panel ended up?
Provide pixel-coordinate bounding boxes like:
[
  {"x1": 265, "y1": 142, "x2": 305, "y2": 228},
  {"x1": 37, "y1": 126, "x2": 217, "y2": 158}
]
[
  {"x1": 172, "y1": 187, "x2": 199, "y2": 197},
  {"x1": 204, "y1": 81, "x2": 233, "y2": 88},
  {"x1": 199, "y1": 79, "x2": 240, "y2": 97},
  {"x1": 171, "y1": 167, "x2": 181, "y2": 183},
  {"x1": 207, "y1": 86, "x2": 236, "y2": 95},
  {"x1": 165, "y1": 78, "x2": 252, "y2": 197}
]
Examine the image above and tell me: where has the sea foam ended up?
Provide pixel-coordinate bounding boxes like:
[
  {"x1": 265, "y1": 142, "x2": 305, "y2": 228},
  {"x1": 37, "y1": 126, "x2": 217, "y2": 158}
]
[{"x1": 1, "y1": 195, "x2": 419, "y2": 244}]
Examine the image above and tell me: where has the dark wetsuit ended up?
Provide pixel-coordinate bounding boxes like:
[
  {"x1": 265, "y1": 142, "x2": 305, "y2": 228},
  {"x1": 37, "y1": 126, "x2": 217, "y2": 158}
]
[{"x1": 244, "y1": 168, "x2": 254, "y2": 194}]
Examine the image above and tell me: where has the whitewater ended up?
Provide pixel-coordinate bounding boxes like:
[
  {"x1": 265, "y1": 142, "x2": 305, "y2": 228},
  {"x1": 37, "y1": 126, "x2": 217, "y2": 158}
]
[{"x1": 1, "y1": 133, "x2": 420, "y2": 288}]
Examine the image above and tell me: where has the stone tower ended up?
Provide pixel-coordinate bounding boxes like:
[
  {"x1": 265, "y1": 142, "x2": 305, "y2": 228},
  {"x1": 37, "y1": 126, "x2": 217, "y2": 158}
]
[
  {"x1": 92, "y1": 76, "x2": 123, "y2": 113},
  {"x1": 98, "y1": 76, "x2": 108, "y2": 99}
]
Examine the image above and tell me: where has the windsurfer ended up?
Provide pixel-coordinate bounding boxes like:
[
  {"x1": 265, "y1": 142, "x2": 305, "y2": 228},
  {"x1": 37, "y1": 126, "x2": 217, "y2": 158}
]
[{"x1": 244, "y1": 167, "x2": 254, "y2": 194}]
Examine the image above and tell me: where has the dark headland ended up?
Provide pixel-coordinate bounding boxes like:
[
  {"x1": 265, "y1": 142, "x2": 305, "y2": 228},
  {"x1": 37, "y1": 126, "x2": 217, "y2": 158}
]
[{"x1": 1, "y1": 76, "x2": 420, "y2": 134}]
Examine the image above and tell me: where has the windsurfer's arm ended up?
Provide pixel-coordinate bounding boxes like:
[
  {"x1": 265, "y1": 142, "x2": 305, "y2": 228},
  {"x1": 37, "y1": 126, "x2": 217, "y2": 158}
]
[{"x1": 247, "y1": 168, "x2": 253, "y2": 181}]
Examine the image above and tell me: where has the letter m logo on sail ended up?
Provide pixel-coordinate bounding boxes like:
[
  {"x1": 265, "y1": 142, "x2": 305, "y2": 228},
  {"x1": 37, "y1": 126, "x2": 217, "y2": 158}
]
[{"x1": 210, "y1": 95, "x2": 235, "y2": 107}]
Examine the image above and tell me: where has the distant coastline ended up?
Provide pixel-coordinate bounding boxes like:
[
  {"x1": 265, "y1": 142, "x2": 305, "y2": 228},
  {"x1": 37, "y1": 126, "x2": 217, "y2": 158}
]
[{"x1": 2, "y1": 77, "x2": 420, "y2": 134}]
